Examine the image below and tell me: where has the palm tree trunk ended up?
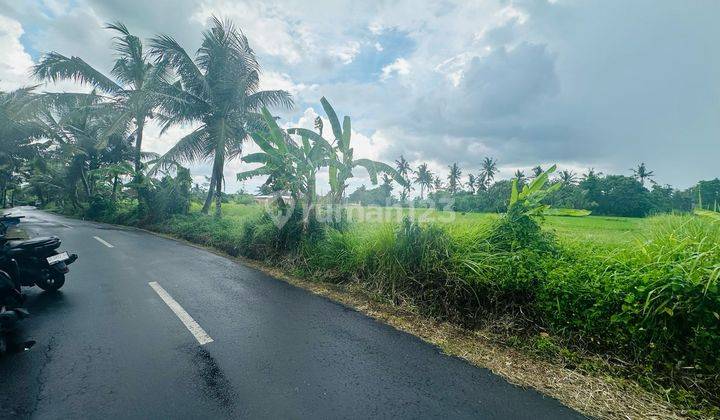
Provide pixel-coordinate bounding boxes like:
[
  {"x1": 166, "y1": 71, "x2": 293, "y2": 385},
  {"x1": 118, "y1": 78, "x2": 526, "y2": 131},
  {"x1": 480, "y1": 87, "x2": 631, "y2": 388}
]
[
  {"x1": 134, "y1": 116, "x2": 147, "y2": 217},
  {"x1": 201, "y1": 176, "x2": 216, "y2": 214},
  {"x1": 111, "y1": 175, "x2": 119, "y2": 201},
  {"x1": 214, "y1": 162, "x2": 223, "y2": 218},
  {"x1": 212, "y1": 120, "x2": 228, "y2": 218},
  {"x1": 134, "y1": 117, "x2": 145, "y2": 176},
  {"x1": 79, "y1": 167, "x2": 91, "y2": 198}
]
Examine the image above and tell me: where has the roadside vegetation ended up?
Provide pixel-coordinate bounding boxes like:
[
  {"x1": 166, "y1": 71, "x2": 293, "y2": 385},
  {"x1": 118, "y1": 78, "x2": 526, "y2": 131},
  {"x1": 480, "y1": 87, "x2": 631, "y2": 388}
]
[{"x1": 1, "y1": 16, "x2": 719, "y2": 418}]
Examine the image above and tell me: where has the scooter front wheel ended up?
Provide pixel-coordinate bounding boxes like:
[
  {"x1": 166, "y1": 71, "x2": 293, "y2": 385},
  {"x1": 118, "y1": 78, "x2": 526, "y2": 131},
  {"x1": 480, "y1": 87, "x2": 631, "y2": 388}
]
[{"x1": 36, "y1": 273, "x2": 65, "y2": 292}]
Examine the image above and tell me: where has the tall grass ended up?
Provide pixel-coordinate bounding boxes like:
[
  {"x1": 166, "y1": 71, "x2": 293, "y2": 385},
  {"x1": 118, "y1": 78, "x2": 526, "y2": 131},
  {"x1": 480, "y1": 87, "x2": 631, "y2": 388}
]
[
  {"x1": 156, "y1": 205, "x2": 720, "y2": 406},
  {"x1": 540, "y1": 215, "x2": 720, "y2": 402}
]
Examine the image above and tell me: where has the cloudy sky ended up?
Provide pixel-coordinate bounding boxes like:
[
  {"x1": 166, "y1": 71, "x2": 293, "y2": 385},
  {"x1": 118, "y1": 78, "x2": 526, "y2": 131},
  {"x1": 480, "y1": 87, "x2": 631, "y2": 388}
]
[{"x1": 1, "y1": 0, "x2": 718, "y2": 192}]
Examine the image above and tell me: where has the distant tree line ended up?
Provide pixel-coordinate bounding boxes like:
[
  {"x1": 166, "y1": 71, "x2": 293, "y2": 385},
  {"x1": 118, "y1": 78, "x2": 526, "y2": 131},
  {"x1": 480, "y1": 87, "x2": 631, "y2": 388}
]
[{"x1": 347, "y1": 160, "x2": 718, "y2": 218}]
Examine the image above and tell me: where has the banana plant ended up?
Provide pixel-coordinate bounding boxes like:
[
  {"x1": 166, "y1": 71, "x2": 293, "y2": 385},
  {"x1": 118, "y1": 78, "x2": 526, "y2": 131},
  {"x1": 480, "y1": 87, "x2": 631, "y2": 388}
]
[
  {"x1": 509, "y1": 164, "x2": 562, "y2": 217},
  {"x1": 237, "y1": 107, "x2": 333, "y2": 231},
  {"x1": 296, "y1": 97, "x2": 407, "y2": 207}
]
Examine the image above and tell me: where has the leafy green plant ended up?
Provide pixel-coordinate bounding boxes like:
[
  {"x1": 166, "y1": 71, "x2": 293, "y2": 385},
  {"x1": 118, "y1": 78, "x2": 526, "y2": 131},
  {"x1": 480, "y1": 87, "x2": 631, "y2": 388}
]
[
  {"x1": 482, "y1": 165, "x2": 561, "y2": 253},
  {"x1": 310, "y1": 97, "x2": 407, "y2": 210},
  {"x1": 509, "y1": 164, "x2": 562, "y2": 217},
  {"x1": 237, "y1": 107, "x2": 333, "y2": 232}
]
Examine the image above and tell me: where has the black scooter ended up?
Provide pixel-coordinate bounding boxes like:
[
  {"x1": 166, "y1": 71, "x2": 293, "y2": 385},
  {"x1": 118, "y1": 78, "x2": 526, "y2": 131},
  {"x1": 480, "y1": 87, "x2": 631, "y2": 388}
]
[
  {"x1": 0, "y1": 214, "x2": 78, "y2": 292},
  {"x1": 0, "y1": 235, "x2": 77, "y2": 292}
]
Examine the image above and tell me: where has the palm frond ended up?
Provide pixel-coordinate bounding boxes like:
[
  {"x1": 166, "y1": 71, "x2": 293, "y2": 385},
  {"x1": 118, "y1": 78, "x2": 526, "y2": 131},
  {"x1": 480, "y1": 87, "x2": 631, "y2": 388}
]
[
  {"x1": 153, "y1": 127, "x2": 211, "y2": 171},
  {"x1": 150, "y1": 35, "x2": 208, "y2": 97},
  {"x1": 106, "y1": 21, "x2": 147, "y2": 87},
  {"x1": 246, "y1": 90, "x2": 293, "y2": 111},
  {"x1": 33, "y1": 52, "x2": 121, "y2": 94}
]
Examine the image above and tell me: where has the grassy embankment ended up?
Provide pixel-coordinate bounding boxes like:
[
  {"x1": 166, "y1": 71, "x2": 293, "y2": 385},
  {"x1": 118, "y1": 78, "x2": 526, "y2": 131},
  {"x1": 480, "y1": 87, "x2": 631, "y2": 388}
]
[{"x1": 153, "y1": 202, "x2": 718, "y2": 418}]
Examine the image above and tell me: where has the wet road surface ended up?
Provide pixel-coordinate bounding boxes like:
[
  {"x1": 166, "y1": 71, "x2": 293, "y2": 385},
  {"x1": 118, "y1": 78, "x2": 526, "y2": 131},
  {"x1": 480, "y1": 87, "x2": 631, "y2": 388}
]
[{"x1": 0, "y1": 207, "x2": 584, "y2": 419}]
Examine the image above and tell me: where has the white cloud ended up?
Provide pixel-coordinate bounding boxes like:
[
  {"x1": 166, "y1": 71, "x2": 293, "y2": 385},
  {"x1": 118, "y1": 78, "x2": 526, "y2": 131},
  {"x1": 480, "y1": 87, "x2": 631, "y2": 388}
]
[
  {"x1": 191, "y1": 1, "x2": 309, "y2": 64},
  {"x1": 142, "y1": 121, "x2": 197, "y2": 155},
  {"x1": 0, "y1": 15, "x2": 35, "y2": 91},
  {"x1": 41, "y1": 0, "x2": 70, "y2": 16},
  {"x1": 259, "y1": 70, "x2": 317, "y2": 104},
  {"x1": 381, "y1": 58, "x2": 410, "y2": 81},
  {"x1": 329, "y1": 40, "x2": 361, "y2": 65}
]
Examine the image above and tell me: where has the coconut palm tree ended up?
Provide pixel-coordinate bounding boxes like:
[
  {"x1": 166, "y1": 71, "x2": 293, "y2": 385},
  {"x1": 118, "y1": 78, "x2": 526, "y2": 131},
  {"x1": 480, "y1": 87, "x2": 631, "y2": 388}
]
[
  {"x1": 433, "y1": 175, "x2": 444, "y2": 192},
  {"x1": 467, "y1": 173, "x2": 477, "y2": 194},
  {"x1": 149, "y1": 17, "x2": 293, "y2": 217},
  {"x1": 395, "y1": 155, "x2": 412, "y2": 199},
  {"x1": 475, "y1": 172, "x2": 488, "y2": 192},
  {"x1": 414, "y1": 163, "x2": 433, "y2": 199},
  {"x1": 38, "y1": 91, "x2": 118, "y2": 205},
  {"x1": 559, "y1": 170, "x2": 577, "y2": 185},
  {"x1": 631, "y1": 162, "x2": 654, "y2": 187},
  {"x1": 395, "y1": 155, "x2": 411, "y2": 182},
  {"x1": 447, "y1": 162, "x2": 462, "y2": 195},
  {"x1": 33, "y1": 22, "x2": 168, "y2": 210},
  {"x1": 514, "y1": 169, "x2": 527, "y2": 187},
  {"x1": 531, "y1": 165, "x2": 543, "y2": 178},
  {"x1": 101, "y1": 133, "x2": 141, "y2": 201},
  {"x1": 480, "y1": 157, "x2": 498, "y2": 189},
  {"x1": 581, "y1": 168, "x2": 601, "y2": 181},
  {"x1": 0, "y1": 87, "x2": 45, "y2": 206}
]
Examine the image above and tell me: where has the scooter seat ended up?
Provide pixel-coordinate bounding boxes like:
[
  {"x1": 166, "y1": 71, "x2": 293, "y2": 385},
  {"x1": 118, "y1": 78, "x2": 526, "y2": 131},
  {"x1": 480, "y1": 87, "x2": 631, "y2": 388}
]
[{"x1": 8, "y1": 236, "x2": 61, "y2": 250}]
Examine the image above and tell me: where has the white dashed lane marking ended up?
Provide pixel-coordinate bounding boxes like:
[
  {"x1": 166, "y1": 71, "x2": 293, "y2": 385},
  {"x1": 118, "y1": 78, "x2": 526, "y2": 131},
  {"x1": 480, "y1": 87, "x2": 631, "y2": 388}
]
[
  {"x1": 93, "y1": 236, "x2": 114, "y2": 248},
  {"x1": 148, "y1": 281, "x2": 214, "y2": 345}
]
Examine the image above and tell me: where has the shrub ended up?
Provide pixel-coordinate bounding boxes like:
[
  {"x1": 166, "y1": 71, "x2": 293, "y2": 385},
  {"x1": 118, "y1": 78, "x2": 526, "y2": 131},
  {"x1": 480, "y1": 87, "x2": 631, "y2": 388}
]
[
  {"x1": 142, "y1": 168, "x2": 192, "y2": 223},
  {"x1": 239, "y1": 204, "x2": 327, "y2": 260},
  {"x1": 359, "y1": 217, "x2": 465, "y2": 315},
  {"x1": 85, "y1": 195, "x2": 118, "y2": 221},
  {"x1": 299, "y1": 227, "x2": 362, "y2": 282}
]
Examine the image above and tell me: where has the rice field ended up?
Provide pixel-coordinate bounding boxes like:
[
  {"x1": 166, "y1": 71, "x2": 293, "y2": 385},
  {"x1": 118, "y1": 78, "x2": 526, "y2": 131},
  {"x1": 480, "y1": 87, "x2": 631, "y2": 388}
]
[{"x1": 199, "y1": 202, "x2": 647, "y2": 245}]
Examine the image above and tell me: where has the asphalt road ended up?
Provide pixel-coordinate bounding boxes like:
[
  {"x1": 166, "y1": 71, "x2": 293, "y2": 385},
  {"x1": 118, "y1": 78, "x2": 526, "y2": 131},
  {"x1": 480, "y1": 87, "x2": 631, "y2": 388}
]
[{"x1": 0, "y1": 207, "x2": 584, "y2": 419}]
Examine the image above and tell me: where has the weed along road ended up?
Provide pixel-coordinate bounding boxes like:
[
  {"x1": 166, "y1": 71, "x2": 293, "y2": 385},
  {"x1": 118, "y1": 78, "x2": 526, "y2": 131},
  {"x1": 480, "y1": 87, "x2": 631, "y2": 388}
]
[{"x1": 0, "y1": 208, "x2": 583, "y2": 419}]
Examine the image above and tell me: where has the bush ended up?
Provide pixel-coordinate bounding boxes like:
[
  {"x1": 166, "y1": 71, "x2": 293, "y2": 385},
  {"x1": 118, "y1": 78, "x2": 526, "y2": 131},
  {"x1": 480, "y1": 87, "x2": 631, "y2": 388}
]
[
  {"x1": 299, "y1": 227, "x2": 363, "y2": 282},
  {"x1": 142, "y1": 168, "x2": 192, "y2": 223},
  {"x1": 85, "y1": 195, "x2": 118, "y2": 221}
]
